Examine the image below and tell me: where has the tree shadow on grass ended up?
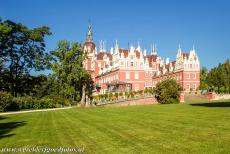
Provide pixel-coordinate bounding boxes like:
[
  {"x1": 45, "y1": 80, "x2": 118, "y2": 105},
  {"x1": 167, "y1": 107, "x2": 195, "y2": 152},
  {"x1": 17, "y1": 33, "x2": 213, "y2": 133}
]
[
  {"x1": 190, "y1": 102, "x2": 230, "y2": 107},
  {"x1": 0, "y1": 116, "x2": 26, "y2": 140}
]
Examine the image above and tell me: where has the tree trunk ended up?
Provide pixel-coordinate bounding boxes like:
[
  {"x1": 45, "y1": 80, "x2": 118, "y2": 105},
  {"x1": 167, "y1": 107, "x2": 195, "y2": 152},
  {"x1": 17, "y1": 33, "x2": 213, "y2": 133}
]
[
  {"x1": 85, "y1": 94, "x2": 91, "y2": 107},
  {"x1": 80, "y1": 84, "x2": 86, "y2": 107}
]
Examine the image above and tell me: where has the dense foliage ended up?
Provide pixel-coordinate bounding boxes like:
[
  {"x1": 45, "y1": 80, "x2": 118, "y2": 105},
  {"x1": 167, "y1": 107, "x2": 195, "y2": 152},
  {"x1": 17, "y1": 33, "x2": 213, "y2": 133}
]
[
  {"x1": 0, "y1": 91, "x2": 71, "y2": 111},
  {"x1": 200, "y1": 59, "x2": 230, "y2": 93},
  {"x1": 0, "y1": 19, "x2": 52, "y2": 97},
  {"x1": 0, "y1": 92, "x2": 13, "y2": 111},
  {"x1": 0, "y1": 18, "x2": 93, "y2": 111},
  {"x1": 50, "y1": 40, "x2": 94, "y2": 106},
  {"x1": 155, "y1": 79, "x2": 181, "y2": 104}
]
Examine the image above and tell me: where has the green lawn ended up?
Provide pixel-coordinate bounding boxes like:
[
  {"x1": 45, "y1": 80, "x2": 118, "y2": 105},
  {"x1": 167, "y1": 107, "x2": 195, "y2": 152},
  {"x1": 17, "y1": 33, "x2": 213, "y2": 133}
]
[{"x1": 0, "y1": 101, "x2": 230, "y2": 154}]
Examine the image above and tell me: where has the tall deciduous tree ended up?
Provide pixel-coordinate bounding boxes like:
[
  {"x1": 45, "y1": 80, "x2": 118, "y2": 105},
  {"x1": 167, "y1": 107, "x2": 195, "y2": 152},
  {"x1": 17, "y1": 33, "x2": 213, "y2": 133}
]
[
  {"x1": 0, "y1": 19, "x2": 52, "y2": 96},
  {"x1": 222, "y1": 59, "x2": 230, "y2": 93},
  {"x1": 206, "y1": 59, "x2": 230, "y2": 93},
  {"x1": 200, "y1": 67, "x2": 209, "y2": 90},
  {"x1": 51, "y1": 40, "x2": 94, "y2": 106}
]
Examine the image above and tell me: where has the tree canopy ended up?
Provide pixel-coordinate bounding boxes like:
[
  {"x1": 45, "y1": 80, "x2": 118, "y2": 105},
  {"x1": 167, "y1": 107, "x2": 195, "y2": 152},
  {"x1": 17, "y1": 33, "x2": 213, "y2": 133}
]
[
  {"x1": 50, "y1": 40, "x2": 94, "y2": 106},
  {"x1": 206, "y1": 59, "x2": 230, "y2": 93},
  {"x1": 155, "y1": 79, "x2": 181, "y2": 104},
  {"x1": 0, "y1": 19, "x2": 52, "y2": 96}
]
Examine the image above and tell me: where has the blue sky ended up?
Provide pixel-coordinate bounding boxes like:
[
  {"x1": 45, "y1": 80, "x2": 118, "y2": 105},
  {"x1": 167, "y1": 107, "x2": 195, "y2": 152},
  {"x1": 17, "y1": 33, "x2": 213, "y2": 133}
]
[{"x1": 1, "y1": 0, "x2": 230, "y2": 72}]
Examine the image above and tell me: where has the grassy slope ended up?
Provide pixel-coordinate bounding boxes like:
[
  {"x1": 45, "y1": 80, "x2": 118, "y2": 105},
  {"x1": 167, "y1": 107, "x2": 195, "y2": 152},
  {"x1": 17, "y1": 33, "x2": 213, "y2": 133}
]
[{"x1": 0, "y1": 101, "x2": 229, "y2": 154}]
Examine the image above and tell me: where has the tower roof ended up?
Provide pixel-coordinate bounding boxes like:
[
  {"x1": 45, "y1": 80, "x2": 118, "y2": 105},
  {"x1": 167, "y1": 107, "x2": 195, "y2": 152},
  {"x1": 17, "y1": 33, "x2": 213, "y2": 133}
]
[
  {"x1": 86, "y1": 24, "x2": 93, "y2": 42},
  {"x1": 83, "y1": 24, "x2": 96, "y2": 53}
]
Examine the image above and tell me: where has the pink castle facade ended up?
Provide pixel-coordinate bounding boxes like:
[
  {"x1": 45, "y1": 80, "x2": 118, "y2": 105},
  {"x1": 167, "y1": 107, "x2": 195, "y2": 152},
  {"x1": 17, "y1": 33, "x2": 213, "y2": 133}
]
[{"x1": 83, "y1": 25, "x2": 200, "y2": 94}]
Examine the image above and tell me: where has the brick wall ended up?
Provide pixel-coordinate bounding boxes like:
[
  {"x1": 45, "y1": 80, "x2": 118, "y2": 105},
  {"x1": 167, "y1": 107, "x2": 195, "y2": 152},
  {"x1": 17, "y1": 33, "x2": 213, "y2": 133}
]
[{"x1": 101, "y1": 97, "x2": 158, "y2": 107}]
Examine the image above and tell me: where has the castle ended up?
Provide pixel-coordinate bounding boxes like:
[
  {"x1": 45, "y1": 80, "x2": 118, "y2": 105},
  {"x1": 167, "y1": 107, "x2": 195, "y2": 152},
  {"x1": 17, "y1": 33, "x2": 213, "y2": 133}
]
[{"x1": 83, "y1": 25, "x2": 200, "y2": 94}]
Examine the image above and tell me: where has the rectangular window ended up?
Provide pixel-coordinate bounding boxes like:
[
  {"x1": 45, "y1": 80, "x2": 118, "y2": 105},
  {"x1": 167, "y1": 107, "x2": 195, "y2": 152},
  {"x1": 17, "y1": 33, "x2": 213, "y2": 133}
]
[
  {"x1": 186, "y1": 73, "x2": 190, "y2": 79},
  {"x1": 186, "y1": 84, "x2": 190, "y2": 90},
  {"x1": 131, "y1": 62, "x2": 134, "y2": 67},
  {"x1": 145, "y1": 72, "x2": 149, "y2": 77},
  {"x1": 149, "y1": 71, "x2": 152, "y2": 77},
  {"x1": 140, "y1": 62, "x2": 143, "y2": 68},
  {"x1": 135, "y1": 72, "x2": 139, "y2": 79},
  {"x1": 193, "y1": 84, "x2": 196, "y2": 90},
  {"x1": 126, "y1": 72, "x2": 130, "y2": 79}
]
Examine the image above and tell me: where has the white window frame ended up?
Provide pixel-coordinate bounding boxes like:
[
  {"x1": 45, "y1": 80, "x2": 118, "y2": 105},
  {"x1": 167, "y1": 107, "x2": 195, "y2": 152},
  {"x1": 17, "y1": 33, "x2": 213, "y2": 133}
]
[
  {"x1": 126, "y1": 72, "x2": 130, "y2": 79},
  {"x1": 193, "y1": 84, "x2": 196, "y2": 90},
  {"x1": 186, "y1": 84, "x2": 190, "y2": 90},
  {"x1": 186, "y1": 73, "x2": 190, "y2": 79},
  {"x1": 135, "y1": 72, "x2": 139, "y2": 79}
]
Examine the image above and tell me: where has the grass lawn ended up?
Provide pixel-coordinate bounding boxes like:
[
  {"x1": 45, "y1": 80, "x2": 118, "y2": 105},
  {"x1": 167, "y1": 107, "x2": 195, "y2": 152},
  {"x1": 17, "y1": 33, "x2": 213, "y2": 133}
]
[{"x1": 0, "y1": 100, "x2": 230, "y2": 154}]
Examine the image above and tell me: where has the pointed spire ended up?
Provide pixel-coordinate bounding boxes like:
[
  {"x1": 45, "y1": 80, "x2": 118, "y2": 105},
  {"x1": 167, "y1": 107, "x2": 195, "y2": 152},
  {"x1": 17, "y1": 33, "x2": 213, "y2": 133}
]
[
  {"x1": 178, "y1": 43, "x2": 182, "y2": 55},
  {"x1": 151, "y1": 43, "x2": 157, "y2": 55},
  {"x1": 151, "y1": 44, "x2": 153, "y2": 55},
  {"x1": 154, "y1": 44, "x2": 157, "y2": 55},
  {"x1": 144, "y1": 49, "x2": 147, "y2": 56},
  {"x1": 115, "y1": 40, "x2": 119, "y2": 49},
  {"x1": 99, "y1": 40, "x2": 103, "y2": 52},
  {"x1": 103, "y1": 40, "x2": 106, "y2": 52},
  {"x1": 86, "y1": 23, "x2": 93, "y2": 42},
  {"x1": 166, "y1": 57, "x2": 169, "y2": 64},
  {"x1": 137, "y1": 41, "x2": 141, "y2": 51},
  {"x1": 192, "y1": 44, "x2": 196, "y2": 52},
  {"x1": 114, "y1": 40, "x2": 119, "y2": 54},
  {"x1": 110, "y1": 47, "x2": 114, "y2": 54}
]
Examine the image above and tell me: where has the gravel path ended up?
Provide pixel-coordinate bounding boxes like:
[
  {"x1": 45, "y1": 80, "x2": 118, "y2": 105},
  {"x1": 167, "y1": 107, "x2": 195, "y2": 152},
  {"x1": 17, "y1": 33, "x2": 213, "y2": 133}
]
[{"x1": 0, "y1": 107, "x2": 73, "y2": 116}]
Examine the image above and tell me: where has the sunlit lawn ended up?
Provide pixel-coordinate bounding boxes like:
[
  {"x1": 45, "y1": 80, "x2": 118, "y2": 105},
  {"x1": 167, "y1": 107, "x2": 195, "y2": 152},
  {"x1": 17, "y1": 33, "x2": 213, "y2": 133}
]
[{"x1": 0, "y1": 100, "x2": 230, "y2": 153}]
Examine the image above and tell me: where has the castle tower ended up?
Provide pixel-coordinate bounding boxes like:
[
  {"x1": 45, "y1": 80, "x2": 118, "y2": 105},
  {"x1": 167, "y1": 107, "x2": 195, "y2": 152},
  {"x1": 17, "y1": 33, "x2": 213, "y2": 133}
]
[{"x1": 83, "y1": 24, "x2": 96, "y2": 72}]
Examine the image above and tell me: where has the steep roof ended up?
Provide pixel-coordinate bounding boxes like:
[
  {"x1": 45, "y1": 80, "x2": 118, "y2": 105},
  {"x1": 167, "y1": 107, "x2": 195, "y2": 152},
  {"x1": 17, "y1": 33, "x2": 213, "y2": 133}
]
[
  {"x1": 119, "y1": 49, "x2": 129, "y2": 58},
  {"x1": 145, "y1": 55, "x2": 157, "y2": 67},
  {"x1": 182, "y1": 53, "x2": 189, "y2": 59},
  {"x1": 83, "y1": 41, "x2": 96, "y2": 53},
  {"x1": 97, "y1": 52, "x2": 112, "y2": 61}
]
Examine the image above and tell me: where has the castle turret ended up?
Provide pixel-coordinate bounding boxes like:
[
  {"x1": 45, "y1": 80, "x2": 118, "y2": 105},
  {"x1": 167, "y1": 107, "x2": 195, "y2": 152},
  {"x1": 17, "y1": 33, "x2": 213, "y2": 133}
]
[
  {"x1": 83, "y1": 24, "x2": 96, "y2": 72},
  {"x1": 83, "y1": 24, "x2": 96, "y2": 54}
]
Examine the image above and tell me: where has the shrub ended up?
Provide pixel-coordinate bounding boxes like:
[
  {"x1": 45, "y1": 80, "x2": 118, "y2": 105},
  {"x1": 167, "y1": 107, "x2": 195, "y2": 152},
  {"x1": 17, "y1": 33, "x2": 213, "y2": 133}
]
[
  {"x1": 155, "y1": 79, "x2": 180, "y2": 104},
  {"x1": 115, "y1": 92, "x2": 119, "y2": 100},
  {"x1": 138, "y1": 90, "x2": 144, "y2": 95},
  {"x1": 13, "y1": 96, "x2": 34, "y2": 109},
  {"x1": 119, "y1": 92, "x2": 123, "y2": 97},
  {"x1": 108, "y1": 93, "x2": 113, "y2": 100},
  {"x1": 130, "y1": 92, "x2": 134, "y2": 98},
  {"x1": 0, "y1": 92, "x2": 13, "y2": 112},
  {"x1": 105, "y1": 93, "x2": 109, "y2": 100},
  {"x1": 125, "y1": 91, "x2": 129, "y2": 98},
  {"x1": 144, "y1": 88, "x2": 148, "y2": 94}
]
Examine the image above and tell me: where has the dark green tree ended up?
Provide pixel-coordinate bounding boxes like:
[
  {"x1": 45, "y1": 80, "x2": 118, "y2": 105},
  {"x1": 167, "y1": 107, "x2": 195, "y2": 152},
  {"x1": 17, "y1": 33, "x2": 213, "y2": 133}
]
[
  {"x1": 219, "y1": 59, "x2": 230, "y2": 93},
  {"x1": 0, "y1": 19, "x2": 52, "y2": 96},
  {"x1": 200, "y1": 67, "x2": 209, "y2": 90},
  {"x1": 155, "y1": 79, "x2": 181, "y2": 104},
  {"x1": 51, "y1": 40, "x2": 94, "y2": 106}
]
